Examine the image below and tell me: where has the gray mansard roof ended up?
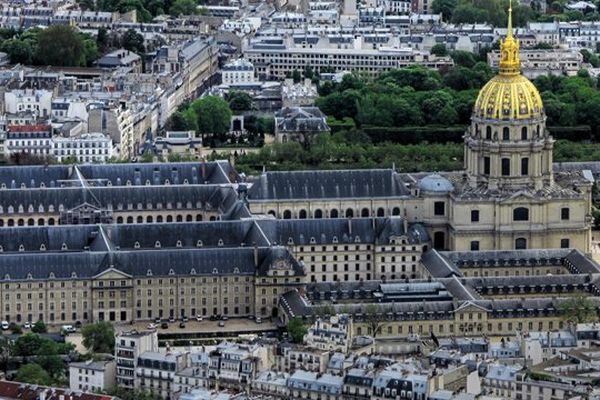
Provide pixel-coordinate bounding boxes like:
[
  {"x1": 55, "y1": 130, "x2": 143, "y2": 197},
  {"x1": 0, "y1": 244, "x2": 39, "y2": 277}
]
[
  {"x1": 247, "y1": 169, "x2": 411, "y2": 200},
  {"x1": 0, "y1": 246, "x2": 301, "y2": 281},
  {"x1": 0, "y1": 161, "x2": 238, "y2": 189}
]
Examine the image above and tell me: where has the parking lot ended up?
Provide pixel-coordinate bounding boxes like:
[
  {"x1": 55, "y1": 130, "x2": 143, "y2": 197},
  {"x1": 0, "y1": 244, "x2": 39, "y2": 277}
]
[{"x1": 122, "y1": 317, "x2": 277, "y2": 337}]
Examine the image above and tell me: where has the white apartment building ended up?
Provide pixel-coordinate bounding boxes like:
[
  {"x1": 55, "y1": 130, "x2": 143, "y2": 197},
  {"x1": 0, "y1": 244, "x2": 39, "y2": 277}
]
[
  {"x1": 52, "y1": 133, "x2": 114, "y2": 163},
  {"x1": 4, "y1": 89, "x2": 53, "y2": 118},
  {"x1": 69, "y1": 360, "x2": 116, "y2": 393},
  {"x1": 304, "y1": 315, "x2": 352, "y2": 353},
  {"x1": 222, "y1": 59, "x2": 256, "y2": 85},
  {"x1": 115, "y1": 330, "x2": 159, "y2": 389},
  {"x1": 5, "y1": 124, "x2": 52, "y2": 156},
  {"x1": 487, "y1": 49, "x2": 583, "y2": 78},
  {"x1": 243, "y1": 36, "x2": 453, "y2": 78},
  {"x1": 135, "y1": 351, "x2": 188, "y2": 398}
]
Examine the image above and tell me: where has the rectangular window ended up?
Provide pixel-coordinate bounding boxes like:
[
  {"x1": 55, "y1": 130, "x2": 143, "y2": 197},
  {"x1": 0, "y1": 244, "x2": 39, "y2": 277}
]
[
  {"x1": 560, "y1": 238, "x2": 570, "y2": 248},
  {"x1": 501, "y1": 158, "x2": 510, "y2": 176},
  {"x1": 470, "y1": 241, "x2": 480, "y2": 251},
  {"x1": 434, "y1": 201, "x2": 445, "y2": 216},
  {"x1": 561, "y1": 207, "x2": 570, "y2": 220},
  {"x1": 471, "y1": 210, "x2": 479, "y2": 222},
  {"x1": 521, "y1": 158, "x2": 529, "y2": 176}
]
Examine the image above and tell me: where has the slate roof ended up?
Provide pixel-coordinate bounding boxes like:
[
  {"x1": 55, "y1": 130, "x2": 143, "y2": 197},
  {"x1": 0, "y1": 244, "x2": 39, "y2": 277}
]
[
  {"x1": 420, "y1": 250, "x2": 462, "y2": 278},
  {"x1": 0, "y1": 246, "x2": 302, "y2": 280},
  {"x1": 247, "y1": 169, "x2": 411, "y2": 200},
  {"x1": 0, "y1": 185, "x2": 238, "y2": 214},
  {"x1": 0, "y1": 161, "x2": 238, "y2": 189}
]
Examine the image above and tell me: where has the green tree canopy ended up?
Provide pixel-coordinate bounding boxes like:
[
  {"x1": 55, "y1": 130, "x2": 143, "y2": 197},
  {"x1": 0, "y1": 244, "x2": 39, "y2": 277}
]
[
  {"x1": 432, "y1": 0, "x2": 457, "y2": 20},
  {"x1": 430, "y1": 43, "x2": 449, "y2": 57},
  {"x1": 169, "y1": 0, "x2": 199, "y2": 16},
  {"x1": 35, "y1": 25, "x2": 85, "y2": 66},
  {"x1": 121, "y1": 29, "x2": 145, "y2": 54},
  {"x1": 287, "y1": 317, "x2": 307, "y2": 343},
  {"x1": 15, "y1": 364, "x2": 52, "y2": 386},
  {"x1": 558, "y1": 295, "x2": 598, "y2": 324},
  {"x1": 191, "y1": 96, "x2": 232, "y2": 136},
  {"x1": 227, "y1": 91, "x2": 254, "y2": 112},
  {"x1": 82, "y1": 321, "x2": 116, "y2": 354}
]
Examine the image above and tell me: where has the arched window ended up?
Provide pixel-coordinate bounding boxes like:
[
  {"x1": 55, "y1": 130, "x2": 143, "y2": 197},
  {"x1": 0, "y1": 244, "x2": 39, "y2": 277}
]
[
  {"x1": 7, "y1": 219, "x2": 14, "y2": 227},
  {"x1": 27, "y1": 218, "x2": 34, "y2": 226},
  {"x1": 515, "y1": 238, "x2": 527, "y2": 249},
  {"x1": 196, "y1": 215, "x2": 203, "y2": 221},
  {"x1": 166, "y1": 215, "x2": 173, "y2": 222},
  {"x1": 283, "y1": 210, "x2": 292, "y2": 219},
  {"x1": 48, "y1": 218, "x2": 55, "y2": 226},
  {"x1": 521, "y1": 126, "x2": 528, "y2": 140},
  {"x1": 176, "y1": 215, "x2": 183, "y2": 222},
  {"x1": 314, "y1": 209, "x2": 323, "y2": 219},
  {"x1": 503, "y1": 127, "x2": 510, "y2": 141},
  {"x1": 345, "y1": 208, "x2": 354, "y2": 218},
  {"x1": 513, "y1": 207, "x2": 529, "y2": 221},
  {"x1": 361, "y1": 208, "x2": 370, "y2": 217},
  {"x1": 137, "y1": 216, "x2": 143, "y2": 223},
  {"x1": 186, "y1": 215, "x2": 193, "y2": 222},
  {"x1": 147, "y1": 216, "x2": 153, "y2": 223},
  {"x1": 117, "y1": 216, "x2": 123, "y2": 224},
  {"x1": 37, "y1": 219, "x2": 44, "y2": 226},
  {"x1": 392, "y1": 207, "x2": 401, "y2": 216},
  {"x1": 126, "y1": 216, "x2": 133, "y2": 224},
  {"x1": 330, "y1": 209, "x2": 339, "y2": 219},
  {"x1": 17, "y1": 219, "x2": 24, "y2": 226},
  {"x1": 377, "y1": 208, "x2": 385, "y2": 217},
  {"x1": 156, "y1": 215, "x2": 163, "y2": 223},
  {"x1": 298, "y1": 209, "x2": 307, "y2": 219},
  {"x1": 486, "y1": 126, "x2": 492, "y2": 139}
]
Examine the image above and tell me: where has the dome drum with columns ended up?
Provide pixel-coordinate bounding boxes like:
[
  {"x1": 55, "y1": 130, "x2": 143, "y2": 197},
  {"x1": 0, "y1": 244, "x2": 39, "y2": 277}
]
[{"x1": 463, "y1": 0, "x2": 554, "y2": 191}]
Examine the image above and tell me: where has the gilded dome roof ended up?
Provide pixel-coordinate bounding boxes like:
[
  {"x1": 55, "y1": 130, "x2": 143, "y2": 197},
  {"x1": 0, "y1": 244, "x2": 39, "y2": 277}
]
[
  {"x1": 472, "y1": 0, "x2": 544, "y2": 121},
  {"x1": 473, "y1": 74, "x2": 544, "y2": 121}
]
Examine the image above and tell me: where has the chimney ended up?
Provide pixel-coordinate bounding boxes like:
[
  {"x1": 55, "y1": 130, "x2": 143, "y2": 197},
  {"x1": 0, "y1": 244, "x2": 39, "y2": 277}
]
[
  {"x1": 403, "y1": 218, "x2": 408, "y2": 233},
  {"x1": 348, "y1": 218, "x2": 352, "y2": 235}
]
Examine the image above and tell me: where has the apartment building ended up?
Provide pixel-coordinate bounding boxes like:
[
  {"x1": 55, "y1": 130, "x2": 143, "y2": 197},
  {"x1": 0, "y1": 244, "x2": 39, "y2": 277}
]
[{"x1": 115, "y1": 330, "x2": 159, "y2": 389}]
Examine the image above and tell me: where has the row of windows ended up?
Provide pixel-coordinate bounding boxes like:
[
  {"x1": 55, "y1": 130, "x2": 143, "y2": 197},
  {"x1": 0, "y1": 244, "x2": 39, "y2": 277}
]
[
  {"x1": 278, "y1": 207, "x2": 403, "y2": 219},
  {"x1": 469, "y1": 207, "x2": 570, "y2": 223},
  {"x1": 470, "y1": 237, "x2": 570, "y2": 251},
  {"x1": 478, "y1": 125, "x2": 541, "y2": 141}
]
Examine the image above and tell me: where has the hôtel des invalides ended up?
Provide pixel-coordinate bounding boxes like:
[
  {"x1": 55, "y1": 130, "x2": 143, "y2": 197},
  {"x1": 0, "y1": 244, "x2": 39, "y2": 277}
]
[{"x1": 0, "y1": 8, "x2": 597, "y2": 339}]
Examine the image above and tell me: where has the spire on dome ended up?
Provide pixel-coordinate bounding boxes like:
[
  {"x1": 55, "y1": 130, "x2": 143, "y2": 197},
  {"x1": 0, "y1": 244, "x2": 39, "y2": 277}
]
[{"x1": 499, "y1": 0, "x2": 520, "y2": 75}]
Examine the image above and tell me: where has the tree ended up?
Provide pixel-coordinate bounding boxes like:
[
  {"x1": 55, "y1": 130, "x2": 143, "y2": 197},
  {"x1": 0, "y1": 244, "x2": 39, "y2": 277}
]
[
  {"x1": 35, "y1": 25, "x2": 85, "y2": 67},
  {"x1": 10, "y1": 324, "x2": 22, "y2": 334},
  {"x1": 432, "y1": 0, "x2": 457, "y2": 20},
  {"x1": 81, "y1": 33, "x2": 100, "y2": 66},
  {"x1": 15, "y1": 364, "x2": 52, "y2": 386},
  {"x1": 121, "y1": 29, "x2": 145, "y2": 54},
  {"x1": 364, "y1": 304, "x2": 386, "y2": 338},
  {"x1": 82, "y1": 321, "x2": 115, "y2": 354},
  {"x1": 37, "y1": 355, "x2": 66, "y2": 379},
  {"x1": 1, "y1": 39, "x2": 33, "y2": 64},
  {"x1": 191, "y1": 96, "x2": 232, "y2": 136},
  {"x1": 227, "y1": 91, "x2": 254, "y2": 112},
  {"x1": 286, "y1": 317, "x2": 307, "y2": 343},
  {"x1": 169, "y1": 0, "x2": 199, "y2": 16},
  {"x1": 558, "y1": 295, "x2": 598, "y2": 324},
  {"x1": 13, "y1": 333, "x2": 45, "y2": 357},
  {"x1": 292, "y1": 69, "x2": 302, "y2": 83},
  {"x1": 450, "y1": 50, "x2": 477, "y2": 68},
  {"x1": 430, "y1": 43, "x2": 448, "y2": 57}
]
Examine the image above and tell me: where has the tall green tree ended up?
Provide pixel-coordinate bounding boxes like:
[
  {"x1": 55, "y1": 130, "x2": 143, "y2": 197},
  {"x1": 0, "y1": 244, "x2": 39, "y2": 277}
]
[
  {"x1": 191, "y1": 96, "x2": 232, "y2": 136},
  {"x1": 432, "y1": 0, "x2": 457, "y2": 20},
  {"x1": 121, "y1": 29, "x2": 145, "y2": 54},
  {"x1": 81, "y1": 321, "x2": 115, "y2": 354},
  {"x1": 169, "y1": 0, "x2": 199, "y2": 16},
  {"x1": 287, "y1": 317, "x2": 307, "y2": 343},
  {"x1": 558, "y1": 295, "x2": 598, "y2": 324},
  {"x1": 35, "y1": 25, "x2": 85, "y2": 66},
  {"x1": 15, "y1": 364, "x2": 52, "y2": 385},
  {"x1": 227, "y1": 91, "x2": 254, "y2": 112}
]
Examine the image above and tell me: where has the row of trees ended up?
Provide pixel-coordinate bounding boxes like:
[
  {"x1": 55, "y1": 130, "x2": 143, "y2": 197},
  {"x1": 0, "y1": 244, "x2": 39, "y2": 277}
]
[
  {"x1": 0, "y1": 26, "x2": 99, "y2": 67},
  {"x1": 78, "y1": 0, "x2": 206, "y2": 20}
]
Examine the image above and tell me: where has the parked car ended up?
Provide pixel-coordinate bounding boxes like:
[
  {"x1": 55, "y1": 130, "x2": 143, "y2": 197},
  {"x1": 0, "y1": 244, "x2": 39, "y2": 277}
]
[
  {"x1": 147, "y1": 323, "x2": 157, "y2": 330},
  {"x1": 1, "y1": 321, "x2": 9, "y2": 330},
  {"x1": 62, "y1": 325, "x2": 76, "y2": 334},
  {"x1": 179, "y1": 322, "x2": 186, "y2": 328},
  {"x1": 218, "y1": 321, "x2": 225, "y2": 327},
  {"x1": 155, "y1": 317, "x2": 161, "y2": 324},
  {"x1": 222, "y1": 316, "x2": 229, "y2": 321},
  {"x1": 182, "y1": 316, "x2": 188, "y2": 322},
  {"x1": 196, "y1": 315, "x2": 203, "y2": 322},
  {"x1": 255, "y1": 317, "x2": 262, "y2": 324},
  {"x1": 161, "y1": 322, "x2": 168, "y2": 329},
  {"x1": 169, "y1": 316, "x2": 175, "y2": 323},
  {"x1": 23, "y1": 322, "x2": 31, "y2": 329}
]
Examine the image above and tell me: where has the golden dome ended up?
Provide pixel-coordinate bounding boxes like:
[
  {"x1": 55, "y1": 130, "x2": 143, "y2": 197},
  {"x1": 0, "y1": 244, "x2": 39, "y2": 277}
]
[{"x1": 472, "y1": 1, "x2": 544, "y2": 121}]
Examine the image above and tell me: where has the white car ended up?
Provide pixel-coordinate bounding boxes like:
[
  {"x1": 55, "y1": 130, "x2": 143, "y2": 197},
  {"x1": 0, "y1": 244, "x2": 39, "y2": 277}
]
[
  {"x1": 146, "y1": 323, "x2": 157, "y2": 330},
  {"x1": 23, "y1": 322, "x2": 31, "y2": 329},
  {"x1": 1, "y1": 321, "x2": 8, "y2": 330},
  {"x1": 196, "y1": 315, "x2": 203, "y2": 322}
]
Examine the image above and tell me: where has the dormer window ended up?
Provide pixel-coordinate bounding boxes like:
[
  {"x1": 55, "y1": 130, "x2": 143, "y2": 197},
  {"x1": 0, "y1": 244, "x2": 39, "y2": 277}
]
[
  {"x1": 169, "y1": 269, "x2": 175, "y2": 275},
  {"x1": 197, "y1": 240, "x2": 203, "y2": 247},
  {"x1": 310, "y1": 237, "x2": 316, "y2": 244},
  {"x1": 218, "y1": 239, "x2": 224, "y2": 246},
  {"x1": 287, "y1": 237, "x2": 294, "y2": 245},
  {"x1": 134, "y1": 241, "x2": 141, "y2": 249},
  {"x1": 40, "y1": 244, "x2": 46, "y2": 251},
  {"x1": 19, "y1": 244, "x2": 24, "y2": 252},
  {"x1": 176, "y1": 240, "x2": 182, "y2": 247},
  {"x1": 147, "y1": 269, "x2": 153, "y2": 276},
  {"x1": 61, "y1": 243, "x2": 68, "y2": 250},
  {"x1": 27, "y1": 273, "x2": 32, "y2": 279},
  {"x1": 190, "y1": 268, "x2": 196, "y2": 275},
  {"x1": 233, "y1": 267, "x2": 240, "y2": 274},
  {"x1": 332, "y1": 236, "x2": 338, "y2": 243},
  {"x1": 4, "y1": 274, "x2": 9, "y2": 280},
  {"x1": 155, "y1": 241, "x2": 161, "y2": 248},
  {"x1": 71, "y1": 272, "x2": 77, "y2": 278},
  {"x1": 212, "y1": 268, "x2": 218, "y2": 274},
  {"x1": 49, "y1": 272, "x2": 55, "y2": 279}
]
